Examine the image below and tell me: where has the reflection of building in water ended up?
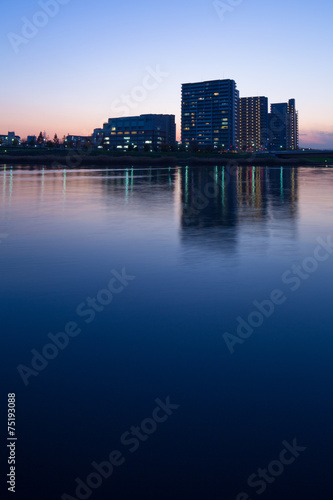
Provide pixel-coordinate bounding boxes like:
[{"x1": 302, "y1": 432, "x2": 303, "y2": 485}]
[
  {"x1": 98, "y1": 167, "x2": 177, "y2": 204},
  {"x1": 0, "y1": 166, "x2": 179, "y2": 211},
  {"x1": 180, "y1": 167, "x2": 238, "y2": 227},
  {"x1": 1, "y1": 166, "x2": 298, "y2": 248},
  {"x1": 179, "y1": 166, "x2": 298, "y2": 252},
  {"x1": 236, "y1": 166, "x2": 268, "y2": 219},
  {"x1": 236, "y1": 166, "x2": 298, "y2": 220},
  {"x1": 264, "y1": 167, "x2": 298, "y2": 241},
  {"x1": 267, "y1": 167, "x2": 298, "y2": 208},
  {"x1": 179, "y1": 166, "x2": 239, "y2": 253}
]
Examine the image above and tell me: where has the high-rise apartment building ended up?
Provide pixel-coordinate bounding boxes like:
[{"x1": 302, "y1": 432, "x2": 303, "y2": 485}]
[
  {"x1": 268, "y1": 99, "x2": 298, "y2": 150},
  {"x1": 286, "y1": 99, "x2": 299, "y2": 150},
  {"x1": 181, "y1": 79, "x2": 239, "y2": 150},
  {"x1": 239, "y1": 96, "x2": 268, "y2": 151}
]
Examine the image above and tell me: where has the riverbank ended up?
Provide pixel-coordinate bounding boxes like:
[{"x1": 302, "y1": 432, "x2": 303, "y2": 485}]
[{"x1": 1, "y1": 150, "x2": 332, "y2": 167}]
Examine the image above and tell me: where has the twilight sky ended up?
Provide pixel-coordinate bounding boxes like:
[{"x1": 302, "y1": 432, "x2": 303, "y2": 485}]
[{"x1": 1, "y1": 0, "x2": 332, "y2": 148}]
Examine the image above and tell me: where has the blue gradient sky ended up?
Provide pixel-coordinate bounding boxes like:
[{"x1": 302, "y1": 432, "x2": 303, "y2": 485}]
[{"x1": 1, "y1": 0, "x2": 332, "y2": 147}]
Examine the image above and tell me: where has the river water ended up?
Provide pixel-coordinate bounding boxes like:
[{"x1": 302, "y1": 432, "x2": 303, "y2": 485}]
[{"x1": 1, "y1": 165, "x2": 333, "y2": 499}]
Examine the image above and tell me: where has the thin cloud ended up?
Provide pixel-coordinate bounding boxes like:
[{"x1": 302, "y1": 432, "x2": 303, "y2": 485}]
[{"x1": 300, "y1": 130, "x2": 333, "y2": 149}]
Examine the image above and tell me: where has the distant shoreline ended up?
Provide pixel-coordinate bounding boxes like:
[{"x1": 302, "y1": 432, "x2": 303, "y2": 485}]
[{"x1": 0, "y1": 151, "x2": 332, "y2": 167}]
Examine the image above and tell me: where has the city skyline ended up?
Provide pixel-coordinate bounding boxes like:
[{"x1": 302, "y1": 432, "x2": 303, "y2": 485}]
[
  {"x1": 2, "y1": 81, "x2": 299, "y2": 153},
  {"x1": 1, "y1": 0, "x2": 332, "y2": 148},
  {"x1": 0, "y1": 78, "x2": 327, "y2": 150},
  {"x1": 0, "y1": 85, "x2": 301, "y2": 152}
]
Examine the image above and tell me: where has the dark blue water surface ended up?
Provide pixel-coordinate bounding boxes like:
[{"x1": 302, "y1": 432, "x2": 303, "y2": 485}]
[{"x1": 1, "y1": 165, "x2": 333, "y2": 500}]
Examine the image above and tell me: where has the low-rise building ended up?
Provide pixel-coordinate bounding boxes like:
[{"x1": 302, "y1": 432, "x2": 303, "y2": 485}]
[
  {"x1": 93, "y1": 114, "x2": 176, "y2": 151},
  {"x1": 0, "y1": 132, "x2": 21, "y2": 146},
  {"x1": 64, "y1": 135, "x2": 91, "y2": 148},
  {"x1": 27, "y1": 135, "x2": 37, "y2": 146}
]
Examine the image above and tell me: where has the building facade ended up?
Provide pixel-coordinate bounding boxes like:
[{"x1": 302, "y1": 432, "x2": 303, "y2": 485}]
[
  {"x1": 286, "y1": 99, "x2": 299, "y2": 150},
  {"x1": 27, "y1": 135, "x2": 37, "y2": 146},
  {"x1": 239, "y1": 96, "x2": 268, "y2": 151},
  {"x1": 268, "y1": 99, "x2": 299, "y2": 150},
  {"x1": 93, "y1": 114, "x2": 176, "y2": 151},
  {"x1": 181, "y1": 79, "x2": 239, "y2": 151},
  {"x1": 65, "y1": 135, "x2": 91, "y2": 148},
  {"x1": 0, "y1": 132, "x2": 21, "y2": 146}
]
